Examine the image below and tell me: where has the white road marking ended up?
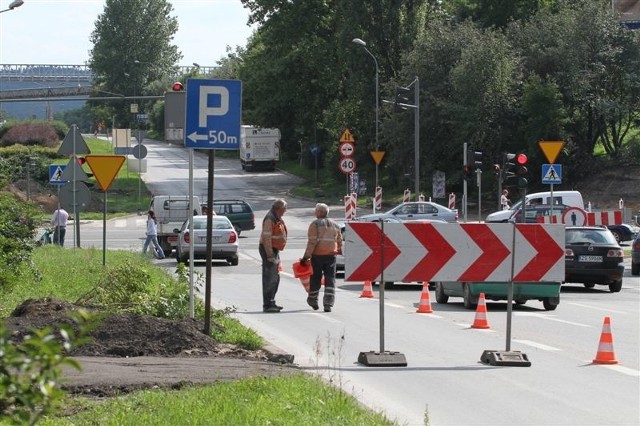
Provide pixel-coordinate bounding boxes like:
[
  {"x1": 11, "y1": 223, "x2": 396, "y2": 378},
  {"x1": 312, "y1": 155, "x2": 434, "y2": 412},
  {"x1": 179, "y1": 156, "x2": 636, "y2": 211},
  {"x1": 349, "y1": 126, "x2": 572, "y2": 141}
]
[
  {"x1": 567, "y1": 302, "x2": 628, "y2": 314},
  {"x1": 513, "y1": 339, "x2": 562, "y2": 351},
  {"x1": 602, "y1": 364, "x2": 640, "y2": 377},
  {"x1": 515, "y1": 312, "x2": 591, "y2": 327},
  {"x1": 114, "y1": 219, "x2": 127, "y2": 227}
]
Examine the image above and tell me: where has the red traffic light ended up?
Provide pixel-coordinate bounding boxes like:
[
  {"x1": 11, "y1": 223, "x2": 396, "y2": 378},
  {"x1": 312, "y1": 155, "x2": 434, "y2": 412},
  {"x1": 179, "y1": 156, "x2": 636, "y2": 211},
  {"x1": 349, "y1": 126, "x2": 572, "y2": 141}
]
[
  {"x1": 172, "y1": 82, "x2": 184, "y2": 91},
  {"x1": 516, "y1": 153, "x2": 528, "y2": 165}
]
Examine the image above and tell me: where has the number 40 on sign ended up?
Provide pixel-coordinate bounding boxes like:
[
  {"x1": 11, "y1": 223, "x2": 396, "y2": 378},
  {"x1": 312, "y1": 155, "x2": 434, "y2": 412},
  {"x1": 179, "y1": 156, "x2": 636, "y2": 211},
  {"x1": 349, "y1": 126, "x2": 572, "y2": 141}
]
[{"x1": 339, "y1": 157, "x2": 356, "y2": 174}]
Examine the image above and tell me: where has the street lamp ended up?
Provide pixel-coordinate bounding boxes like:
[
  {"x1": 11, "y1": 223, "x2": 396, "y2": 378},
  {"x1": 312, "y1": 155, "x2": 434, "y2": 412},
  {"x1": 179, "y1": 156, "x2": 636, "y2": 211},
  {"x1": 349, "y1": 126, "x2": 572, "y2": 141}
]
[
  {"x1": 0, "y1": 0, "x2": 24, "y2": 13},
  {"x1": 351, "y1": 38, "x2": 379, "y2": 150}
]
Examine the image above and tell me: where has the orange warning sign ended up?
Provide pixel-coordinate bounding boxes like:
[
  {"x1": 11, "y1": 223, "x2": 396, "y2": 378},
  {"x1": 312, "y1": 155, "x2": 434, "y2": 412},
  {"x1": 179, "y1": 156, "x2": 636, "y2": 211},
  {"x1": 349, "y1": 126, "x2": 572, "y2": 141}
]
[
  {"x1": 85, "y1": 155, "x2": 126, "y2": 192},
  {"x1": 370, "y1": 151, "x2": 385, "y2": 165},
  {"x1": 538, "y1": 140, "x2": 565, "y2": 164},
  {"x1": 339, "y1": 128, "x2": 355, "y2": 144}
]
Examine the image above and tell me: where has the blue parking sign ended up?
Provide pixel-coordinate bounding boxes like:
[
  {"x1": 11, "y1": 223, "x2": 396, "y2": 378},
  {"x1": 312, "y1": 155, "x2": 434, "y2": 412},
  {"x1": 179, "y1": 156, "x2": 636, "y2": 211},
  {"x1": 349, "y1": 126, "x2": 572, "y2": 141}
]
[{"x1": 185, "y1": 79, "x2": 242, "y2": 150}]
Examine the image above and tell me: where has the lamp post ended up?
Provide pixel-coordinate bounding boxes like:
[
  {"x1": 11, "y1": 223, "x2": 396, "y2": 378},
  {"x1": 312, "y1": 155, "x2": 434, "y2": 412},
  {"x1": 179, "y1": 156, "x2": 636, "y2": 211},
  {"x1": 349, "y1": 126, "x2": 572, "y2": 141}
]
[
  {"x1": 352, "y1": 38, "x2": 379, "y2": 151},
  {"x1": 0, "y1": 0, "x2": 24, "y2": 13}
]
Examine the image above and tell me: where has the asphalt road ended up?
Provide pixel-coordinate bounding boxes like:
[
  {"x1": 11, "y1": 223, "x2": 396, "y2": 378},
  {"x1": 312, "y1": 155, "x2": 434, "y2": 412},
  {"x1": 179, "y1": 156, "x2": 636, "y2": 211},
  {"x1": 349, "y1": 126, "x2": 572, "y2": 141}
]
[{"x1": 78, "y1": 139, "x2": 639, "y2": 426}]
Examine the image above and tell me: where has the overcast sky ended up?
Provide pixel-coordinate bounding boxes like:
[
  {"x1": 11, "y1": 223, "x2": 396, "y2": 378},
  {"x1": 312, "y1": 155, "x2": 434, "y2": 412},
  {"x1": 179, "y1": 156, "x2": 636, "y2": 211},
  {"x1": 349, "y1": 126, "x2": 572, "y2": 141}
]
[{"x1": 0, "y1": 0, "x2": 254, "y2": 66}]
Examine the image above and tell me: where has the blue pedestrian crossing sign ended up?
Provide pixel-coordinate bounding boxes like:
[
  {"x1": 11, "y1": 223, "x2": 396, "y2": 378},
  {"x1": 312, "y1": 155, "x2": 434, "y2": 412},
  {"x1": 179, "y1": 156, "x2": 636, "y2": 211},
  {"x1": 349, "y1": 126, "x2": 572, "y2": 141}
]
[
  {"x1": 49, "y1": 165, "x2": 67, "y2": 185},
  {"x1": 185, "y1": 79, "x2": 242, "y2": 150},
  {"x1": 542, "y1": 164, "x2": 562, "y2": 184}
]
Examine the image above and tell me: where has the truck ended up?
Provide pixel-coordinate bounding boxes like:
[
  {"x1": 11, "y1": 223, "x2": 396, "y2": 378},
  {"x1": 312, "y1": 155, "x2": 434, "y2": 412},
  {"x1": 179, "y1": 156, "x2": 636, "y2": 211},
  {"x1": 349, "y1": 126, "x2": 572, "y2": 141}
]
[
  {"x1": 240, "y1": 125, "x2": 281, "y2": 171},
  {"x1": 149, "y1": 195, "x2": 201, "y2": 255}
]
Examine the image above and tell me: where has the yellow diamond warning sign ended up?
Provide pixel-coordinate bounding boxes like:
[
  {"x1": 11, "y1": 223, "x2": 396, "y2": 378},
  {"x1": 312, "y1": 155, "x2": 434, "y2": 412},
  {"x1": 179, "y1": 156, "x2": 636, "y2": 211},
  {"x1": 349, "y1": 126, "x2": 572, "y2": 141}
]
[
  {"x1": 85, "y1": 155, "x2": 126, "y2": 192},
  {"x1": 538, "y1": 140, "x2": 565, "y2": 164},
  {"x1": 339, "y1": 128, "x2": 355, "y2": 144}
]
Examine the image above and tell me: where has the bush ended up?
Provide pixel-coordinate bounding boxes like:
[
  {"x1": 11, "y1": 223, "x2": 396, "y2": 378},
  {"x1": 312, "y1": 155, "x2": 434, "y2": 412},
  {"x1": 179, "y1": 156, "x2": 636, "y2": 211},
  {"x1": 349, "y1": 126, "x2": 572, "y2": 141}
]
[{"x1": 0, "y1": 121, "x2": 64, "y2": 148}]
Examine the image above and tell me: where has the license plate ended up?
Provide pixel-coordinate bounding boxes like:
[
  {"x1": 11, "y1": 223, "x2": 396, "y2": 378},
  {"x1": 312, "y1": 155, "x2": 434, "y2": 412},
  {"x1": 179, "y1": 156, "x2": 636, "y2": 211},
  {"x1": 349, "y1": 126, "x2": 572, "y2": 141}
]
[
  {"x1": 579, "y1": 255, "x2": 602, "y2": 262},
  {"x1": 199, "y1": 236, "x2": 207, "y2": 242}
]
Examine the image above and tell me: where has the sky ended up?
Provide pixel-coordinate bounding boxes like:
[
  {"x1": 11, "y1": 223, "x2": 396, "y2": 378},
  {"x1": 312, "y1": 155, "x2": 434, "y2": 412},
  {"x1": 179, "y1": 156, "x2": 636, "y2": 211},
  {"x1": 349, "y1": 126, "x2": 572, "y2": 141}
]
[{"x1": 0, "y1": 0, "x2": 255, "y2": 66}]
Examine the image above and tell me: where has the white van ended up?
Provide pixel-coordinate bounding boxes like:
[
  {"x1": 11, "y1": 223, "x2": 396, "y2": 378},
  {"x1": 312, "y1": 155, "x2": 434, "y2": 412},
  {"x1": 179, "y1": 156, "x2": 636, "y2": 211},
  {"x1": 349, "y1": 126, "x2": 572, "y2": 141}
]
[
  {"x1": 485, "y1": 190, "x2": 584, "y2": 223},
  {"x1": 149, "y1": 195, "x2": 201, "y2": 254}
]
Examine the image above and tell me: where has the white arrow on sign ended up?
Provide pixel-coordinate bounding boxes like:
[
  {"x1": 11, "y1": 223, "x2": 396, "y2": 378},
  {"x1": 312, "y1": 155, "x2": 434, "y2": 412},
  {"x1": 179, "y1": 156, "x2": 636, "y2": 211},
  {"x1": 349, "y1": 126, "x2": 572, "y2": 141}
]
[{"x1": 187, "y1": 132, "x2": 208, "y2": 143}]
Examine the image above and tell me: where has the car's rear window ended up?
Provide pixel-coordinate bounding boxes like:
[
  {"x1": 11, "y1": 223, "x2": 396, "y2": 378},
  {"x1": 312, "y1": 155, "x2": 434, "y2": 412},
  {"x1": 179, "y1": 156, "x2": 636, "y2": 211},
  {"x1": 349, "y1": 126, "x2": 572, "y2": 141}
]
[
  {"x1": 192, "y1": 218, "x2": 232, "y2": 230},
  {"x1": 566, "y1": 229, "x2": 617, "y2": 245}
]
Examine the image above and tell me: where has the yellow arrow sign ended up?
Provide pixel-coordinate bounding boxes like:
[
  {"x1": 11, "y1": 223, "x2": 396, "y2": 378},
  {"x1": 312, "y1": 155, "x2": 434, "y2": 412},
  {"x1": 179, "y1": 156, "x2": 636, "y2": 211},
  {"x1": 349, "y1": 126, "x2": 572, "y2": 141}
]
[
  {"x1": 370, "y1": 151, "x2": 385, "y2": 165},
  {"x1": 85, "y1": 155, "x2": 126, "y2": 192},
  {"x1": 538, "y1": 140, "x2": 565, "y2": 164},
  {"x1": 339, "y1": 128, "x2": 355, "y2": 144}
]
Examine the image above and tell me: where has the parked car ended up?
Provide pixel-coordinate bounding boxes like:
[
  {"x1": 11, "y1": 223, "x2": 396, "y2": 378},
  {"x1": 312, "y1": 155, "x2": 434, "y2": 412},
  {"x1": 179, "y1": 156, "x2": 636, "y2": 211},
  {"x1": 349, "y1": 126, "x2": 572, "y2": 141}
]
[
  {"x1": 564, "y1": 226, "x2": 625, "y2": 292},
  {"x1": 631, "y1": 232, "x2": 640, "y2": 276},
  {"x1": 606, "y1": 223, "x2": 637, "y2": 243},
  {"x1": 175, "y1": 215, "x2": 239, "y2": 265},
  {"x1": 359, "y1": 202, "x2": 458, "y2": 223},
  {"x1": 434, "y1": 281, "x2": 560, "y2": 311},
  {"x1": 208, "y1": 199, "x2": 255, "y2": 236}
]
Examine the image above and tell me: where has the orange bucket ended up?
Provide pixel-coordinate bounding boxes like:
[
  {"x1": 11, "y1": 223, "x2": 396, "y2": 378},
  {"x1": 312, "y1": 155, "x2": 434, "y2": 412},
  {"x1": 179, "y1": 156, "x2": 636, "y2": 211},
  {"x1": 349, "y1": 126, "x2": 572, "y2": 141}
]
[{"x1": 292, "y1": 260, "x2": 313, "y2": 278}]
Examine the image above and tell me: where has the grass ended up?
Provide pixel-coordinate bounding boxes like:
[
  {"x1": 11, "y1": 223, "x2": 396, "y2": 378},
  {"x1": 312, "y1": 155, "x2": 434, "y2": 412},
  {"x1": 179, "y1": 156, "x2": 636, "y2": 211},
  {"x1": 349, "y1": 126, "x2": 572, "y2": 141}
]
[
  {"x1": 1, "y1": 247, "x2": 396, "y2": 425},
  {"x1": 41, "y1": 376, "x2": 393, "y2": 425}
]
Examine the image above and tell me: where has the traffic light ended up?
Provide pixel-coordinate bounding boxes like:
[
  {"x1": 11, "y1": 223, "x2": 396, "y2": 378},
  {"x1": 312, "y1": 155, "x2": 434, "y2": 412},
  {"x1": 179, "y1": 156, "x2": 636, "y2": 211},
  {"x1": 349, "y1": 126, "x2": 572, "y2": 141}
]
[
  {"x1": 393, "y1": 86, "x2": 411, "y2": 113},
  {"x1": 463, "y1": 165, "x2": 472, "y2": 180},
  {"x1": 172, "y1": 81, "x2": 184, "y2": 91},
  {"x1": 516, "y1": 153, "x2": 528, "y2": 188},
  {"x1": 502, "y1": 153, "x2": 517, "y2": 181},
  {"x1": 472, "y1": 151, "x2": 483, "y2": 169}
]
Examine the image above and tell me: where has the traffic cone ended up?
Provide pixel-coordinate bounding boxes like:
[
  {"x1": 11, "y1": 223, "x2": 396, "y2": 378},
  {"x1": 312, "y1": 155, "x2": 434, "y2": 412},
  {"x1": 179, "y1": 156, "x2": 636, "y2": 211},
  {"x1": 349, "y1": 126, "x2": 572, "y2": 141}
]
[
  {"x1": 416, "y1": 282, "x2": 433, "y2": 313},
  {"x1": 471, "y1": 292, "x2": 490, "y2": 329},
  {"x1": 360, "y1": 280, "x2": 374, "y2": 298},
  {"x1": 593, "y1": 316, "x2": 618, "y2": 365}
]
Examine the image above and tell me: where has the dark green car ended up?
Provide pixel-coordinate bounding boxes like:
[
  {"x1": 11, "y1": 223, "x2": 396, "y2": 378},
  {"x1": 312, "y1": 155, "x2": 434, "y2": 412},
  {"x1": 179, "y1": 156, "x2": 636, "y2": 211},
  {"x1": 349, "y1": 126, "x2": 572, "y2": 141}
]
[{"x1": 208, "y1": 199, "x2": 255, "y2": 236}]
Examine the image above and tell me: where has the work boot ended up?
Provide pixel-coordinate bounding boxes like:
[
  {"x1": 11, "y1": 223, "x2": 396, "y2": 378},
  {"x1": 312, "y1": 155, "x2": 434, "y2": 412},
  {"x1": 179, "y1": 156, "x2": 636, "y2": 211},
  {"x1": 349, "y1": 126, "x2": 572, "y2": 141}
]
[
  {"x1": 324, "y1": 306, "x2": 332, "y2": 312},
  {"x1": 306, "y1": 297, "x2": 319, "y2": 310}
]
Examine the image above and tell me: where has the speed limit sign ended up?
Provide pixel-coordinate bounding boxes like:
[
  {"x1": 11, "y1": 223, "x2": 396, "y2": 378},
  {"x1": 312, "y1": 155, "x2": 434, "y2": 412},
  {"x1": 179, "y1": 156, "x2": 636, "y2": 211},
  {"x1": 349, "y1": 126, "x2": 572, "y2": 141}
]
[{"x1": 339, "y1": 157, "x2": 356, "y2": 174}]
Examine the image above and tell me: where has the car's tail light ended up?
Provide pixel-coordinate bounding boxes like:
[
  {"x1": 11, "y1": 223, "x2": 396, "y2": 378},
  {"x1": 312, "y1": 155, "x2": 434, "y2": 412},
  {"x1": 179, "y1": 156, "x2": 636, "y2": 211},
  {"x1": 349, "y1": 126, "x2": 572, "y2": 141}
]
[
  {"x1": 607, "y1": 249, "x2": 624, "y2": 258},
  {"x1": 633, "y1": 240, "x2": 640, "y2": 251},
  {"x1": 228, "y1": 232, "x2": 237, "y2": 243},
  {"x1": 183, "y1": 232, "x2": 190, "y2": 243}
]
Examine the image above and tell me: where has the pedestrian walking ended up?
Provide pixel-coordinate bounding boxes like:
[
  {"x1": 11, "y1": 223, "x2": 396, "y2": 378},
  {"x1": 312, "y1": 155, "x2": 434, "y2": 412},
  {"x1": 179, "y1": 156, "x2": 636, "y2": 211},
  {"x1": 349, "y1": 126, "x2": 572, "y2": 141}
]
[
  {"x1": 501, "y1": 189, "x2": 511, "y2": 210},
  {"x1": 300, "y1": 203, "x2": 343, "y2": 312},
  {"x1": 259, "y1": 199, "x2": 288, "y2": 313},
  {"x1": 143, "y1": 210, "x2": 165, "y2": 259},
  {"x1": 51, "y1": 207, "x2": 69, "y2": 246}
]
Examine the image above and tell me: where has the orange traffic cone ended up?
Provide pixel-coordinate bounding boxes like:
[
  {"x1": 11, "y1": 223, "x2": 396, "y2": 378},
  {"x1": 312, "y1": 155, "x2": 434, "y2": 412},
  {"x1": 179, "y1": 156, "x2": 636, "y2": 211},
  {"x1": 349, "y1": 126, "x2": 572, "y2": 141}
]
[
  {"x1": 471, "y1": 292, "x2": 490, "y2": 329},
  {"x1": 593, "y1": 316, "x2": 618, "y2": 365},
  {"x1": 360, "y1": 280, "x2": 374, "y2": 298},
  {"x1": 416, "y1": 282, "x2": 433, "y2": 313},
  {"x1": 292, "y1": 260, "x2": 312, "y2": 294}
]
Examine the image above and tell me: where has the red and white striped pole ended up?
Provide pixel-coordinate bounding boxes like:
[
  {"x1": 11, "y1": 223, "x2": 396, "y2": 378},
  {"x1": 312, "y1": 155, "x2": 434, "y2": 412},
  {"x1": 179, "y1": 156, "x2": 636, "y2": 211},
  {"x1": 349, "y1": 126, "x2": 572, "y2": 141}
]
[
  {"x1": 374, "y1": 186, "x2": 382, "y2": 212},
  {"x1": 351, "y1": 192, "x2": 357, "y2": 219},
  {"x1": 403, "y1": 189, "x2": 411, "y2": 203},
  {"x1": 448, "y1": 193, "x2": 456, "y2": 210}
]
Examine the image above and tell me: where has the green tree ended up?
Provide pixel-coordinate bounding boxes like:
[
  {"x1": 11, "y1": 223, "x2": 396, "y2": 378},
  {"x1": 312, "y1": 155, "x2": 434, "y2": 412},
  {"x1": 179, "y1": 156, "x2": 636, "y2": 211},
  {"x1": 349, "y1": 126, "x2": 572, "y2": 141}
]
[{"x1": 88, "y1": 0, "x2": 181, "y2": 129}]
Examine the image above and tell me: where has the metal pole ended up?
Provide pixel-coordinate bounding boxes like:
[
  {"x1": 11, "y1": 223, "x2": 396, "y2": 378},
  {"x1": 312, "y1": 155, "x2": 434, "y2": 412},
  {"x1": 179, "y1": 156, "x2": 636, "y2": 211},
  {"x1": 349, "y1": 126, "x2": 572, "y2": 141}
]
[
  {"x1": 463, "y1": 143, "x2": 468, "y2": 222},
  {"x1": 414, "y1": 77, "x2": 420, "y2": 196},
  {"x1": 188, "y1": 150, "x2": 195, "y2": 318}
]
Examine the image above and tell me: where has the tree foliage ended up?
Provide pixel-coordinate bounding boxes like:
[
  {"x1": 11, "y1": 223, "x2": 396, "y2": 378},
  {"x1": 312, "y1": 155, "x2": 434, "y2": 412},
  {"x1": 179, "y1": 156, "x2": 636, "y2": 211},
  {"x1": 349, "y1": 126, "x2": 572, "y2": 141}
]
[{"x1": 88, "y1": 0, "x2": 181, "y2": 129}]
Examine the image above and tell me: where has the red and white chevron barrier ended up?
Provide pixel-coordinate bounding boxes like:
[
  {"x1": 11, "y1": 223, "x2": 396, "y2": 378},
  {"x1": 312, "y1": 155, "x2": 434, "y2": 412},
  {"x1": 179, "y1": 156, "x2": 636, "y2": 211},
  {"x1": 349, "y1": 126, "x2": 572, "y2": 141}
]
[
  {"x1": 537, "y1": 208, "x2": 623, "y2": 226},
  {"x1": 345, "y1": 222, "x2": 564, "y2": 283}
]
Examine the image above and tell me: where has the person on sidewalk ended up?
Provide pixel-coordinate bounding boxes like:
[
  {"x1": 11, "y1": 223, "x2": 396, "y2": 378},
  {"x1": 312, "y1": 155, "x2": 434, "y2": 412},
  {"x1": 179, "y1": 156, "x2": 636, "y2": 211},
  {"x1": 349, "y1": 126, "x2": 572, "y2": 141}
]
[
  {"x1": 301, "y1": 203, "x2": 343, "y2": 312},
  {"x1": 51, "y1": 207, "x2": 69, "y2": 246},
  {"x1": 500, "y1": 189, "x2": 511, "y2": 210},
  {"x1": 142, "y1": 210, "x2": 165, "y2": 259},
  {"x1": 259, "y1": 199, "x2": 288, "y2": 313}
]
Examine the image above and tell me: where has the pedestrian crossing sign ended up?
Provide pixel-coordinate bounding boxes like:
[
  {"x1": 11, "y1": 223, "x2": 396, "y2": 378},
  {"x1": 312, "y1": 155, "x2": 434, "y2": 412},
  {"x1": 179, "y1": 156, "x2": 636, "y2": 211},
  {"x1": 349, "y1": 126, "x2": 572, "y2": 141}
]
[
  {"x1": 49, "y1": 165, "x2": 67, "y2": 185},
  {"x1": 541, "y1": 164, "x2": 562, "y2": 184}
]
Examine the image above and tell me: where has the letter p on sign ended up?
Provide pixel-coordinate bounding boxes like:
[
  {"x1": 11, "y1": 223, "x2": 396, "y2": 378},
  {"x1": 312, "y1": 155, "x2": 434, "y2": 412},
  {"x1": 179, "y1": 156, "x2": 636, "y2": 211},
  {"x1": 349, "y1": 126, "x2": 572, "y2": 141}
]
[{"x1": 199, "y1": 86, "x2": 229, "y2": 127}]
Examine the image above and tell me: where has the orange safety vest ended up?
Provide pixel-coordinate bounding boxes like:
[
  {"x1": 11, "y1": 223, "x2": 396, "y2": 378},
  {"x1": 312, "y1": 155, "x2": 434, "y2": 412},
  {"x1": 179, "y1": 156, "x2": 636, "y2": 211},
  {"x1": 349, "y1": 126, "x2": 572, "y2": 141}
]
[{"x1": 271, "y1": 220, "x2": 287, "y2": 250}]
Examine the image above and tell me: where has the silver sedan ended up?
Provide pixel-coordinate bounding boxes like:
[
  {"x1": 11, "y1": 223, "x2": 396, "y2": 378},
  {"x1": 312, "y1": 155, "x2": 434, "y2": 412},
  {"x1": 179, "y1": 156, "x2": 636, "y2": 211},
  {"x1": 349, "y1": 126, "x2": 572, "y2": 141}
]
[
  {"x1": 359, "y1": 201, "x2": 458, "y2": 223},
  {"x1": 175, "y1": 215, "x2": 239, "y2": 265}
]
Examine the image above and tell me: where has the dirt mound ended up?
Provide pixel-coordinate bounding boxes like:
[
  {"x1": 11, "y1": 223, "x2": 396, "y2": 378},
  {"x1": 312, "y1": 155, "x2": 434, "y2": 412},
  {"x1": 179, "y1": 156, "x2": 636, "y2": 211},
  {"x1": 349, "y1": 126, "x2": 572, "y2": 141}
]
[{"x1": 5, "y1": 298, "x2": 271, "y2": 360}]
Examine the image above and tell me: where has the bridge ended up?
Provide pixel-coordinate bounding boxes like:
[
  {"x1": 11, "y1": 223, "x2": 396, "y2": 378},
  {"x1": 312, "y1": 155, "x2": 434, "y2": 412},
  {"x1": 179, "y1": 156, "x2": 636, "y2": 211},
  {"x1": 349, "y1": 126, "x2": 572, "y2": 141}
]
[{"x1": 0, "y1": 64, "x2": 216, "y2": 100}]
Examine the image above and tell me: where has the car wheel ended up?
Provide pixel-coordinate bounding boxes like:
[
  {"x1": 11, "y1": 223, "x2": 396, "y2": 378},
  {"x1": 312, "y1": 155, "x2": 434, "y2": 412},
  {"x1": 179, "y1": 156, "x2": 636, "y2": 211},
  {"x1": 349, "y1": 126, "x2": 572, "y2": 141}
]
[
  {"x1": 583, "y1": 283, "x2": 595, "y2": 288},
  {"x1": 609, "y1": 280, "x2": 622, "y2": 293},
  {"x1": 543, "y1": 297, "x2": 559, "y2": 311},
  {"x1": 462, "y1": 283, "x2": 477, "y2": 310},
  {"x1": 611, "y1": 230, "x2": 621, "y2": 243},
  {"x1": 229, "y1": 256, "x2": 239, "y2": 266},
  {"x1": 632, "y1": 262, "x2": 639, "y2": 276},
  {"x1": 435, "y1": 282, "x2": 448, "y2": 304}
]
